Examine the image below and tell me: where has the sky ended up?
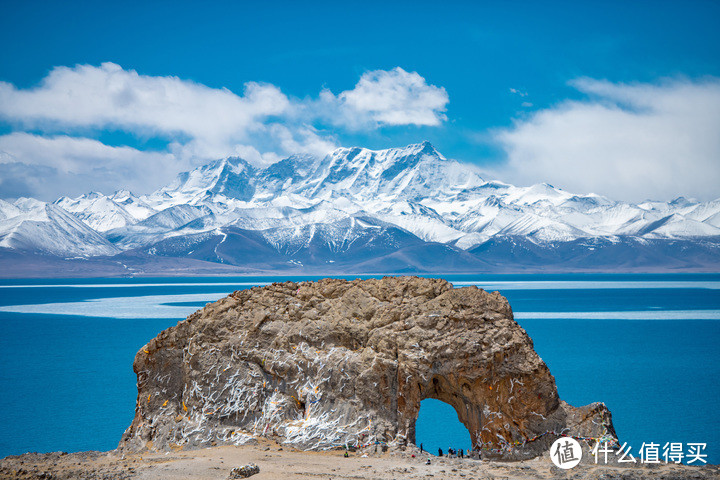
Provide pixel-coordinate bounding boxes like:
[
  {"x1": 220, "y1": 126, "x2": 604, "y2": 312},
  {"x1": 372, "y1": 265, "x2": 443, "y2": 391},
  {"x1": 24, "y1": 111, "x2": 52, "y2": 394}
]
[{"x1": 0, "y1": 0, "x2": 719, "y2": 202}]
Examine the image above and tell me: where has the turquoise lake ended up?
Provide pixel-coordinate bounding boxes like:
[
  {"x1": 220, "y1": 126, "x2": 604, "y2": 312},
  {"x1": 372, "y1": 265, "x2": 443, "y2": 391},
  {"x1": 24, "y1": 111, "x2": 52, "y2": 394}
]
[{"x1": 0, "y1": 274, "x2": 718, "y2": 464}]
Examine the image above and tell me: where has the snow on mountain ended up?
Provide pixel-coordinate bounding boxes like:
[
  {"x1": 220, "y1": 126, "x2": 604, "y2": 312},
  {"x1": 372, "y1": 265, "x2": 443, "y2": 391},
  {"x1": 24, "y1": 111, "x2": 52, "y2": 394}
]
[
  {"x1": 125, "y1": 141, "x2": 493, "y2": 247},
  {"x1": 135, "y1": 204, "x2": 212, "y2": 231},
  {"x1": 110, "y1": 190, "x2": 157, "y2": 220},
  {"x1": 254, "y1": 154, "x2": 323, "y2": 200},
  {"x1": 218, "y1": 201, "x2": 356, "y2": 236},
  {"x1": 677, "y1": 200, "x2": 720, "y2": 225},
  {"x1": 105, "y1": 204, "x2": 214, "y2": 249},
  {"x1": 503, "y1": 182, "x2": 573, "y2": 206},
  {"x1": 495, "y1": 212, "x2": 587, "y2": 242},
  {"x1": 0, "y1": 198, "x2": 119, "y2": 256},
  {"x1": 1, "y1": 142, "x2": 718, "y2": 271},
  {"x1": 55, "y1": 193, "x2": 137, "y2": 232},
  {"x1": 637, "y1": 214, "x2": 720, "y2": 238},
  {"x1": 368, "y1": 199, "x2": 465, "y2": 243},
  {"x1": 295, "y1": 141, "x2": 486, "y2": 202},
  {"x1": 150, "y1": 156, "x2": 257, "y2": 208},
  {"x1": 87, "y1": 139, "x2": 720, "y2": 251},
  {"x1": 54, "y1": 190, "x2": 157, "y2": 232},
  {"x1": 258, "y1": 215, "x2": 427, "y2": 264},
  {"x1": 557, "y1": 203, "x2": 655, "y2": 237},
  {"x1": 0, "y1": 199, "x2": 22, "y2": 220},
  {"x1": 703, "y1": 211, "x2": 720, "y2": 228}
]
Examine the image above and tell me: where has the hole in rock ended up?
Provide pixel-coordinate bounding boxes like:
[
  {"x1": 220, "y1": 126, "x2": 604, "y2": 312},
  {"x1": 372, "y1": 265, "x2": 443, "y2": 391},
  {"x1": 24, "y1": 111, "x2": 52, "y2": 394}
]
[{"x1": 415, "y1": 398, "x2": 471, "y2": 455}]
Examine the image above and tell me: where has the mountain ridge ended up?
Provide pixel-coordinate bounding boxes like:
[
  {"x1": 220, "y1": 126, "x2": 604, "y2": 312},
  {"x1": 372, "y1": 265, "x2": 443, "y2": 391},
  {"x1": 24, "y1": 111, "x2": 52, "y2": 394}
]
[{"x1": 1, "y1": 141, "x2": 719, "y2": 275}]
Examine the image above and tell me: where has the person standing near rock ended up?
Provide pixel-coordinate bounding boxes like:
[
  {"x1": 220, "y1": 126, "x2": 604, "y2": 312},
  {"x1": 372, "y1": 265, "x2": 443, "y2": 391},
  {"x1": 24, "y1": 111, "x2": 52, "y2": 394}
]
[
  {"x1": 420, "y1": 443, "x2": 423, "y2": 453},
  {"x1": 438, "y1": 448, "x2": 443, "y2": 457}
]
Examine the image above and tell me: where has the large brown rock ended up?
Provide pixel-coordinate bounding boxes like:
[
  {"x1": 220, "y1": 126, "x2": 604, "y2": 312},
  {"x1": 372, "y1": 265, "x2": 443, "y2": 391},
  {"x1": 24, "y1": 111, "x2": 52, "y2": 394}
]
[{"x1": 119, "y1": 276, "x2": 617, "y2": 459}]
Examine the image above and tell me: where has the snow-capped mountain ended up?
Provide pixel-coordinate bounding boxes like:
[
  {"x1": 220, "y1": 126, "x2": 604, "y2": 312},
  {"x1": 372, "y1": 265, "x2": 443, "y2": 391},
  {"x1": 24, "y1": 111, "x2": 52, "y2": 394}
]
[
  {"x1": 54, "y1": 191, "x2": 154, "y2": 232},
  {"x1": 0, "y1": 198, "x2": 119, "y2": 256},
  {"x1": 1, "y1": 141, "x2": 719, "y2": 274}
]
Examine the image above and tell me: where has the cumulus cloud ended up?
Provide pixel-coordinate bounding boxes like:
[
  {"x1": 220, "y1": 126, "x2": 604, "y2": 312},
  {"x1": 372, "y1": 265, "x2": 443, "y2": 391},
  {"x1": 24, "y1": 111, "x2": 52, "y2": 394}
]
[
  {"x1": 492, "y1": 78, "x2": 720, "y2": 201},
  {"x1": 0, "y1": 62, "x2": 290, "y2": 144},
  {"x1": 0, "y1": 133, "x2": 181, "y2": 200},
  {"x1": 316, "y1": 67, "x2": 448, "y2": 128},
  {"x1": 0, "y1": 63, "x2": 446, "y2": 199}
]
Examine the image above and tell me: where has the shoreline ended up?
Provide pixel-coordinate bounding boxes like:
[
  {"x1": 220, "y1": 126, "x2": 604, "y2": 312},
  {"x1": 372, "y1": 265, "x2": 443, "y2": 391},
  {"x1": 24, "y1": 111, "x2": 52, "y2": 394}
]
[
  {"x1": 3, "y1": 268, "x2": 720, "y2": 279},
  {"x1": 1, "y1": 439, "x2": 718, "y2": 480}
]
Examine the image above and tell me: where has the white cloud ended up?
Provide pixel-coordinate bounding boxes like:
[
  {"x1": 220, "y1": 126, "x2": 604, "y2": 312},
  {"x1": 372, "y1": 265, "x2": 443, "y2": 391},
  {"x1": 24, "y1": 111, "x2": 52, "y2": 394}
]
[
  {"x1": 0, "y1": 62, "x2": 290, "y2": 144},
  {"x1": 266, "y1": 124, "x2": 338, "y2": 161},
  {"x1": 0, "y1": 63, "x2": 447, "y2": 199},
  {"x1": 318, "y1": 67, "x2": 448, "y2": 128},
  {"x1": 493, "y1": 78, "x2": 720, "y2": 201},
  {"x1": 0, "y1": 132, "x2": 181, "y2": 199},
  {"x1": 0, "y1": 130, "x2": 338, "y2": 200}
]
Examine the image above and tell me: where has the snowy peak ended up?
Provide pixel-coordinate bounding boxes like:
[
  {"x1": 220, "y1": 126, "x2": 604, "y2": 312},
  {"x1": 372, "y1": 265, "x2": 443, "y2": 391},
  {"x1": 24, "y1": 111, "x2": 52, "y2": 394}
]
[
  {"x1": 146, "y1": 141, "x2": 485, "y2": 207},
  {"x1": 133, "y1": 143, "x2": 720, "y2": 247},
  {"x1": 160, "y1": 156, "x2": 256, "y2": 203},
  {"x1": 54, "y1": 190, "x2": 155, "y2": 232},
  {"x1": 669, "y1": 196, "x2": 698, "y2": 208},
  {"x1": 12, "y1": 197, "x2": 47, "y2": 212},
  {"x1": 109, "y1": 190, "x2": 156, "y2": 220},
  {"x1": 3, "y1": 142, "x2": 719, "y2": 267},
  {"x1": 208, "y1": 157, "x2": 256, "y2": 199},
  {"x1": 638, "y1": 213, "x2": 720, "y2": 238},
  {"x1": 0, "y1": 199, "x2": 22, "y2": 220},
  {"x1": 305, "y1": 141, "x2": 484, "y2": 201},
  {"x1": 0, "y1": 199, "x2": 119, "y2": 256}
]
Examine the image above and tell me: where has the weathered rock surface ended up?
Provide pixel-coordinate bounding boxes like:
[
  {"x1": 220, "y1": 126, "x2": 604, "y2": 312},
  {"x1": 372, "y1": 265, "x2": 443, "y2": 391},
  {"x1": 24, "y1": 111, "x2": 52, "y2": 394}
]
[
  {"x1": 119, "y1": 276, "x2": 617, "y2": 459},
  {"x1": 228, "y1": 463, "x2": 259, "y2": 478}
]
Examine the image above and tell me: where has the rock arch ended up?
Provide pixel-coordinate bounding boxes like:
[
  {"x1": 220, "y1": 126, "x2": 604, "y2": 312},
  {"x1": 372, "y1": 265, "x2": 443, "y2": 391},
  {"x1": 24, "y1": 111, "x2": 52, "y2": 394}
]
[{"x1": 120, "y1": 277, "x2": 616, "y2": 459}]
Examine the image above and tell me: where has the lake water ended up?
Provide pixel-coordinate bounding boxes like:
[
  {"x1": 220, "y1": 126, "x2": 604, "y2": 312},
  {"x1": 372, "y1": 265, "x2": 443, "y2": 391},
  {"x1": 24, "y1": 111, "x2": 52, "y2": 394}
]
[{"x1": 0, "y1": 274, "x2": 718, "y2": 464}]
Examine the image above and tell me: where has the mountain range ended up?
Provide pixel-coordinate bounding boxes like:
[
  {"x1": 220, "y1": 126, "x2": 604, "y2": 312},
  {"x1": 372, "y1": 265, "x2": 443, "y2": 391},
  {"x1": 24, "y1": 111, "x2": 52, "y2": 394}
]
[{"x1": 1, "y1": 141, "x2": 719, "y2": 276}]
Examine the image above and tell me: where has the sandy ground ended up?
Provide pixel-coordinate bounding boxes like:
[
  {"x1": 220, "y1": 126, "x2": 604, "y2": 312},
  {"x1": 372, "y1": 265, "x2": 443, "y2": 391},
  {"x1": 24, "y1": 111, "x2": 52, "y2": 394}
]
[{"x1": 1, "y1": 438, "x2": 718, "y2": 480}]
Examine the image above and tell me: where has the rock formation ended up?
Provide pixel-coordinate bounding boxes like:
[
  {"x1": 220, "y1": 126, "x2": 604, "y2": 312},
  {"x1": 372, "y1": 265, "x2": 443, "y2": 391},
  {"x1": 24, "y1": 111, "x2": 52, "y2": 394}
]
[{"x1": 119, "y1": 276, "x2": 617, "y2": 459}]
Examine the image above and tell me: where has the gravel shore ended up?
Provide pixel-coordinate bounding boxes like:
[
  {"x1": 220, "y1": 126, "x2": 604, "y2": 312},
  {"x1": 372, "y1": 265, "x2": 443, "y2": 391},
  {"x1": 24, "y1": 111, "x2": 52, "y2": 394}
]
[{"x1": 2, "y1": 438, "x2": 718, "y2": 480}]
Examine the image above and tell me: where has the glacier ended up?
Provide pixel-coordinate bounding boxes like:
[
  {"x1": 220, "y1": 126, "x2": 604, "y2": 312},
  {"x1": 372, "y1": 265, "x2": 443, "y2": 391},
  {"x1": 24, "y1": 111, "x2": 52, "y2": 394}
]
[{"x1": 1, "y1": 141, "x2": 718, "y2": 276}]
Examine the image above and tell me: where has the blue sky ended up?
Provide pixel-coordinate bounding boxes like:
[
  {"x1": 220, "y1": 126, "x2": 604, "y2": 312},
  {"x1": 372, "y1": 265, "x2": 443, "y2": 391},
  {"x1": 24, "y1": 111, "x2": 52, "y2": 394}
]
[{"x1": 1, "y1": 0, "x2": 719, "y2": 201}]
